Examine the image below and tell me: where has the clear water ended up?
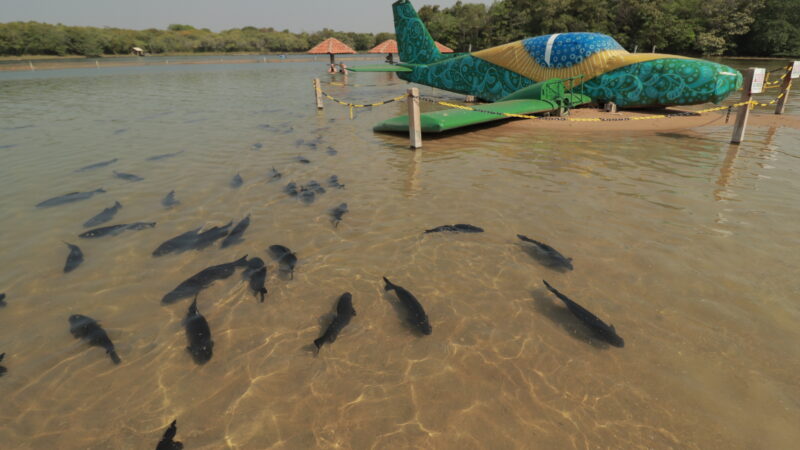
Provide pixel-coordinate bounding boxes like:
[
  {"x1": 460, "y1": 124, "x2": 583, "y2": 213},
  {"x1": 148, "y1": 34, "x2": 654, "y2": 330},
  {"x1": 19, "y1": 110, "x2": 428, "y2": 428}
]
[{"x1": 0, "y1": 59, "x2": 799, "y2": 449}]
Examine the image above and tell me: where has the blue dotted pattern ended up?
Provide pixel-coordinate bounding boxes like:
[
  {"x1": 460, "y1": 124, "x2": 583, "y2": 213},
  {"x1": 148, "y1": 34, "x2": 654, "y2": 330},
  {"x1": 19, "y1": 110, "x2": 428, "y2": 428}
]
[{"x1": 522, "y1": 33, "x2": 624, "y2": 68}]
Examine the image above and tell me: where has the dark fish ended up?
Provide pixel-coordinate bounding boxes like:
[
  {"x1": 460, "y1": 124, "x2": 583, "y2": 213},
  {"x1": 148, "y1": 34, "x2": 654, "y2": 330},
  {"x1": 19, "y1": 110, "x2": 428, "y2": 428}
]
[
  {"x1": 268, "y1": 245, "x2": 297, "y2": 279},
  {"x1": 251, "y1": 143, "x2": 263, "y2": 151},
  {"x1": 0, "y1": 353, "x2": 5, "y2": 377},
  {"x1": 75, "y1": 159, "x2": 118, "y2": 172},
  {"x1": 327, "y1": 175, "x2": 345, "y2": 189},
  {"x1": 220, "y1": 215, "x2": 250, "y2": 248},
  {"x1": 248, "y1": 266, "x2": 267, "y2": 302},
  {"x1": 113, "y1": 128, "x2": 127, "y2": 135},
  {"x1": 542, "y1": 280, "x2": 624, "y2": 348},
  {"x1": 314, "y1": 292, "x2": 356, "y2": 350},
  {"x1": 146, "y1": 150, "x2": 184, "y2": 161},
  {"x1": 326, "y1": 146, "x2": 337, "y2": 155},
  {"x1": 330, "y1": 203, "x2": 348, "y2": 227},
  {"x1": 192, "y1": 221, "x2": 232, "y2": 250},
  {"x1": 383, "y1": 277, "x2": 431, "y2": 335},
  {"x1": 295, "y1": 156, "x2": 310, "y2": 164},
  {"x1": 162, "y1": 190, "x2": 180, "y2": 208},
  {"x1": 305, "y1": 180, "x2": 325, "y2": 194},
  {"x1": 230, "y1": 173, "x2": 243, "y2": 188},
  {"x1": 517, "y1": 235, "x2": 573, "y2": 271},
  {"x1": 284, "y1": 182, "x2": 299, "y2": 196},
  {"x1": 0, "y1": 293, "x2": 5, "y2": 307},
  {"x1": 244, "y1": 256, "x2": 265, "y2": 274},
  {"x1": 267, "y1": 167, "x2": 282, "y2": 182},
  {"x1": 63, "y1": 242, "x2": 84, "y2": 273},
  {"x1": 68, "y1": 314, "x2": 121, "y2": 364},
  {"x1": 184, "y1": 296, "x2": 213, "y2": 364},
  {"x1": 79, "y1": 224, "x2": 128, "y2": 238},
  {"x1": 425, "y1": 224, "x2": 484, "y2": 234},
  {"x1": 83, "y1": 201, "x2": 122, "y2": 228},
  {"x1": 36, "y1": 189, "x2": 106, "y2": 208},
  {"x1": 298, "y1": 189, "x2": 315, "y2": 205},
  {"x1": 161, "y1": 255, "x2": 248, "y2": 304},
  {"x1": 152, "y1": 227, "x2": 202, "y2": 257},
  {"x1": 155, "y1": 419, "x2": 183, "y2": 450},
  {"x1": 113, "y1": 170, "x2": 144, "y2": 182},
  {"x1": 294, "y1": 138, "x2": 305, "y2": 147},
  {"x1": 79, "y1": 222, "x2": 155, "y2": 238}
]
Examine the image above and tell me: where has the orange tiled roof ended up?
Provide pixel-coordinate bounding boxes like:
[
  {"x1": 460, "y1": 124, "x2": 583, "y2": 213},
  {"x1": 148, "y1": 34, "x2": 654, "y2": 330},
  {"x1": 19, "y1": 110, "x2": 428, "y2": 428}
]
[{"x1": 307, "y1": 37, "x2": 357, "y2": 54}]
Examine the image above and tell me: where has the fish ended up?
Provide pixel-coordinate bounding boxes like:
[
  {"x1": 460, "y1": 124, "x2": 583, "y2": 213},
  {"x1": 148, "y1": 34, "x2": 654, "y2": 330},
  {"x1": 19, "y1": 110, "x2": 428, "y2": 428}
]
[
  {"x1": 425, "y1": 224, "x2": 484, "y2": 234},
  {"x1": 113, "y1": 170, "x2": 144, "y2": 182},
  {"x1": 79, "y1": 222, "x2": 155, "y2": 238},
  {"x1": 542, "y1": 280, "x2": 624, "y2": 348},
  {"x1": 326, "y1": 146, "x2": 337, "y2": 156},
  {"x1": 220, "y1": 215, "x2": 250, "y2": 248},
  {"x1": 146, "y1": 150, "x2": 184, "y2": 161},
  {"x1": 63, "y1": 242, "x2": 84, "y2": 273},
  {"x1": 0, "y1": 293, "x2": 5, "y2": 307},
  {"x1": 248, "y1": 266, "x2": 267, "y2": 302},
  {"x1": 162, "y1": 190, "x2": 180, "y2": 208},
  {"x1": 330, "y1": 203, "x2": 348, "y2": 227},
  {"x1": 268, "y1": 245, "x2": 297, "y2": 279},
  {"x1": 327, "y1": 175, "x2": 345, "y2": 189},
  {"x1": 68, "y1": 314, "x2": 121, "y2": 364},
  {"x1": 298, "y1": 189, "x2": 315, "y2": 205},
  {"x1": 161, "y1": 255, "x2": 248, "y2": 304},
  {"x1": 74, "y1": 159, "x2": 118, "y2": 172},
  {"x1": 152, "y1": 227, "x2": 202, "y2": 256},
  {"x1": 184, "y1": 296, "x2": 213, "y2": 364},
  {"x1": 305, "y1": 180, "x2": 326, "y2": 194},
  {"x1": 383, "y1": 277, "x2": 431, "y2": 335},
  {"x1": 267, "y1": 167, "x2": 282, "y2": 182},
  {"x1": 155, "y1": 419, "x2": 183, "y2": 450},
  {"x1": 0, "y1": 353, "x2": 5, "y2": 377},
  {"x1": 230, "y1": 173, "x2": 243, "y2": 188},
  {"x1": 113, "y1": 128, "x2": 127, "y2": 135},
  {"x1": 192, "y1": 221, "x2": 232, "y2": 250},
  {"x1": 36, "y1": 189, "x2": 106, "y2": 208},
  {"x1": 517, "y1": 235, "x2": 573, "y2": 271},
  {"x1": 251, "y1": 142, "x2": 263, "y2": 151},
  {"x1": 314, "y1": 292, "x2": 356, "y2": 350},
  {"x1": 83, "y1": 201, "x2": 122, "y2": 228},
  {"x1": 295, "y1": 156, "x2": 310, "y2": 164},
  {"x1": 284, "y1": 182, "x2": 299, "y2": 196},
  {"x1": 243, "y1": 256, "x2": 265, "y2": 275}
]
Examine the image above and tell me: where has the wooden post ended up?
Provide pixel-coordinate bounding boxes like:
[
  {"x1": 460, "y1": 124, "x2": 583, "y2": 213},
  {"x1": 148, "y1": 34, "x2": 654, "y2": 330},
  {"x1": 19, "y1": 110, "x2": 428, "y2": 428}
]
[
  {"x1": 774, "y1": 62, "x2": 796, "y2": 115},
  {"x1": 731, "y1": 68, "x2": 757, "y2": 144},
  {"x1": 313, "y1": 78, "x2": 323, "y2": 110},
  {"x1": 407, "y1": 87, "x2": 422, "y2": 149},
  {"x1": 604, "y1": 102, "x2": 617, "y2": 113},
  {"x1": 633, "y1": 45, "x2": 638, "y2": 54}
]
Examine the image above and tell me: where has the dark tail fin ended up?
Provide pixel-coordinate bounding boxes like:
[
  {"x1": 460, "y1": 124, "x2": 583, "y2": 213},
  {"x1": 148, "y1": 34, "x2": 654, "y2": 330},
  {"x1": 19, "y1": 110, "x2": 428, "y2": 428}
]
[
  {"x1": 189, "y1": 295, "x2": 199, "y2": 315},
  {"x1": 233, "y1": 255, "x2": 249, "y2": 267},
  {"x1": 313, "y1": 337, "x2": 324, "y2": 350},
  {"x1": 393, "y1": 0, "x2": 443, "y2": 64},
  {"x1": 542, "y1": 280, "x2": 554, "y2": 292},
  {"x1": 108, "y1": 350, "x2": 121, "y2": 365},
  {"x1": 383, "y1": 277, "x2": 394, "y2": 291},
  {"x1": 258, "y1": 288, "x2": 267, "y2": 303}
]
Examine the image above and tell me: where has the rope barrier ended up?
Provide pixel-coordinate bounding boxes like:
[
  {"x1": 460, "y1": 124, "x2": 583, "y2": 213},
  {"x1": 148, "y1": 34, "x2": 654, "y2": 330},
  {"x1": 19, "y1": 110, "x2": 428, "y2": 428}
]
[{"x1": 318, "y1": 89, "x2": 408, "y2": 108}]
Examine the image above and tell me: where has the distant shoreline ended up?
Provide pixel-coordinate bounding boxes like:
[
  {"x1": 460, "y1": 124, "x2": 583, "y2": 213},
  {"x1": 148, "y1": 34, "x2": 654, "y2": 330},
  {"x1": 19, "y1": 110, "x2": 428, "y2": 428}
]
[{"x1": 0, "y1": 54, "x2": 384, "y2": 72}]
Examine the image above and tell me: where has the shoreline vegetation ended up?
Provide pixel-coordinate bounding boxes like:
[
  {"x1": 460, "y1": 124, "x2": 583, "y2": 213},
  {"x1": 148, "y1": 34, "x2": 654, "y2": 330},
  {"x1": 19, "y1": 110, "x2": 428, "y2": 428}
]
[{"x1": 0, "y1": 0, "x2": 798, "y2": 60}]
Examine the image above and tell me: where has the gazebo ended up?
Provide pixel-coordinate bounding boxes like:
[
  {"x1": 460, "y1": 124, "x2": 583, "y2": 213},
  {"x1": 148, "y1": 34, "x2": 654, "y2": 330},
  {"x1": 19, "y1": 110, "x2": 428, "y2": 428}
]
[
  {"x1": 307, "y1": 37, "x2": 356, "y2": 65},
  {"x1": 368, "y1": 39, "x2": 454, "y2": 63}
]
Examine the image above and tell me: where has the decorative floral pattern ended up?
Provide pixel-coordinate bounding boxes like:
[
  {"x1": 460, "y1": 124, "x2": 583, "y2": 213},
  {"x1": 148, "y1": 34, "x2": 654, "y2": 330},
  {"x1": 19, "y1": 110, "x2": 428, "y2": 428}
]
[
  {"x1": 522, "y1": 33, "x2": 624, "y2": 69},
  {"x1": 393, "y1": 0, "x2": 442, "y2": 64}
]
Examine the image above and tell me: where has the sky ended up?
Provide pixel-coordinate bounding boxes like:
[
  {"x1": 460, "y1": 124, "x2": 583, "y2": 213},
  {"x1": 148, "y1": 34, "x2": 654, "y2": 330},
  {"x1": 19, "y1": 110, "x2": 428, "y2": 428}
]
[{"x1": 0, "y1": 0, "x2": 495, "y2": 33}]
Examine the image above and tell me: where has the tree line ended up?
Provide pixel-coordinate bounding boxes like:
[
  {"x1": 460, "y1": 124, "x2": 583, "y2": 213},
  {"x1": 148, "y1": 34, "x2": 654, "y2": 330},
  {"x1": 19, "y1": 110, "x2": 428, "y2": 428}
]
[
  {"x1": 0, "y1": 0, "x2": 796, "y2": 57},
  {"x1": 0, "y1": 22, "x2": 394, "y2": 57},
  {"x1": 419, "y1": 0, "x2": 799, "y2": 57}
]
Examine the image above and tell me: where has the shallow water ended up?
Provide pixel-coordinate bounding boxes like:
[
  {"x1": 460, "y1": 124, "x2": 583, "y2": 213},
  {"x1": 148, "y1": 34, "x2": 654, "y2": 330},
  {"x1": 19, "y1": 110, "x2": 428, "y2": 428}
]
[{"x1": 1, "y1": 59, "x2": 799, "y2": 449}]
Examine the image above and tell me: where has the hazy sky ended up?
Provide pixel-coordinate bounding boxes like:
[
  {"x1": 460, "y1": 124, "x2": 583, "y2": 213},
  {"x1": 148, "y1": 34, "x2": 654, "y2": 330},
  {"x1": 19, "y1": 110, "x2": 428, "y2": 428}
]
[{"x1": 1, "y1": 0, "x2": 495, "y2": 33}]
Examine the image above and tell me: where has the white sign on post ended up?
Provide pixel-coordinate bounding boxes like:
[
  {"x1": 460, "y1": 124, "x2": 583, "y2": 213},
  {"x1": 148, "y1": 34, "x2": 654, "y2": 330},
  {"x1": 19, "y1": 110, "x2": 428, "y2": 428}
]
[
  {"x1": 791, "y1": 61, "x2": 800, "y2": 79},
  {"x1": 751, "y1": 68, "x2": 766, "y2": 94}
]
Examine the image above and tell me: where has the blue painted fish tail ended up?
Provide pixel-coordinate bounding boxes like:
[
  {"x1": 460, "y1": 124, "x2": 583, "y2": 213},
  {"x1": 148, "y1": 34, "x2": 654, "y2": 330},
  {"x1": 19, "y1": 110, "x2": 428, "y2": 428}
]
[{"x1": 393, "y1": 0, "x2": 442, "y2": 64}]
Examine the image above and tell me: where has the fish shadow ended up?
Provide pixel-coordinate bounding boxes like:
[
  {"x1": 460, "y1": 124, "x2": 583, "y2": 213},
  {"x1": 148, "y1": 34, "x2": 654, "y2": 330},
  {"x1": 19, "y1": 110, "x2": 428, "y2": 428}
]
[
  {"x1": 381, "y1": 291, "x2": 428, "y2": 337},
  {"x1": 531, "y1": 289, "x2": 610, "y2": 350},
  {"x1": 518, "y1": 244, "x2": 572, "y2": 273}
]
